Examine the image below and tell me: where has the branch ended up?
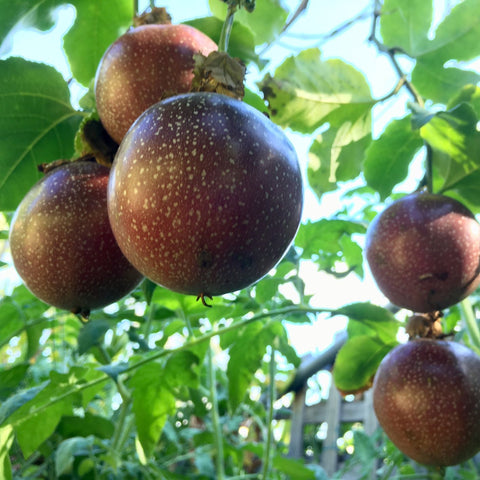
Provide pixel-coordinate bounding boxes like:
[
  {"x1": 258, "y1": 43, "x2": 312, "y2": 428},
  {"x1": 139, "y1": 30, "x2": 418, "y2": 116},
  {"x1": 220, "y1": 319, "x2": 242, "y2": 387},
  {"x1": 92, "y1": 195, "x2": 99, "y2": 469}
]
[{"x1": 369, "y1": 5, "x2": 425, "y2": 108}]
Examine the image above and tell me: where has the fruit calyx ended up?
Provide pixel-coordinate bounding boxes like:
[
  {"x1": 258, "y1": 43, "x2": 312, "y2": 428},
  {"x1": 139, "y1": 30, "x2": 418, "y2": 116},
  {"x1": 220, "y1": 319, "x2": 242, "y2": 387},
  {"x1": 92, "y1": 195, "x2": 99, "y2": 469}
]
[
  {"x1": 197, "y1": 293, "x2": 213, "y2": 308},
  {"x1": 405, "y1": 311, "x2": 444, "y2": 340},
  {"x1": 191, "y1": 51, "x2": 246, "y2": 100},
  {"x1": 133, "y1": 7, "x2": 172, "y2": 27}
]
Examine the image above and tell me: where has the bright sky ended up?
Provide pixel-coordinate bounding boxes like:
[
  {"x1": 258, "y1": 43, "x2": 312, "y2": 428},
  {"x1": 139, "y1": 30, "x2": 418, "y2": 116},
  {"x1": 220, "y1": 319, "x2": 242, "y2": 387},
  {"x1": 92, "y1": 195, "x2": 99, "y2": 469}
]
[{"x1": 1, "y1": 0, "x2": 428, "y2": 355}]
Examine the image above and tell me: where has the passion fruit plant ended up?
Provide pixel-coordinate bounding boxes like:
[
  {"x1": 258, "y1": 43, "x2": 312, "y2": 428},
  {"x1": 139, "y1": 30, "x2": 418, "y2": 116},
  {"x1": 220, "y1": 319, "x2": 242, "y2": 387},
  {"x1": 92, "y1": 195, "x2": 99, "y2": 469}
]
[{"x1": 1, "y1": 0, "x2": 480, "y2": 479}]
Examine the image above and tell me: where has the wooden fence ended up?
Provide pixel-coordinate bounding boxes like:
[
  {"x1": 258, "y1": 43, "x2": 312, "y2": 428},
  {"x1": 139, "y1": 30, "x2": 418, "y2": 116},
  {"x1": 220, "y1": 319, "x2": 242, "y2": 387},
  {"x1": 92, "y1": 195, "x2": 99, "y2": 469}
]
[{"x1": 279, "y1": 331, "x2": 379, "y2": 477}]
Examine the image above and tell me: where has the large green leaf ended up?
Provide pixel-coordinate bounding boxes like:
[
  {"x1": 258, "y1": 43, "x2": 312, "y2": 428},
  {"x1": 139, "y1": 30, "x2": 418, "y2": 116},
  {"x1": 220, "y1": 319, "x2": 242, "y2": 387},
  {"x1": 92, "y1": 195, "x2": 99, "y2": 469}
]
[
  {"x1": 64, "y1": 0, "x2": 133, "y2": 86},
  {"x1": 308, "y1": 113, "x2": 371, "y2": 199},
  {"x1": 208, "y1": 0, "x2": 288, "y2": 46},
  {"x1": 260, "y1": 48, "x2": 374, "y2": 134},
  {"x1": 364, "y1": 115, "x2": 423, "y2": 199},
  {"x1": 227, "y1": 321, "x2": 278, "y2": 412},
  {"x1": 0, "y1": 58, "x2": 83, "y2": 211},
  {"x1": 412, "y1": 60, "x2": 480, "y2": 105},
  {"x1": 129, "y1": 363, "x2": 176, "y2": 459},
  {"x1": 380, "y1": 0, "x2": 433, "y2": 57},
  {"x1": 0, "y1": 0, "x2": 59, "y2": 47},
  {"x1": 336, "y1": 302, "x2": 399, "y2": 344},
  {"x1": 411, "y1": 0, "x2": 480, "y2": 103},
  {"x1": 420, "y1": 103, "x2": 480, "y2": 191},
  {"x1": 332, "y1": 335, "x2": 396, "y2": 394}
]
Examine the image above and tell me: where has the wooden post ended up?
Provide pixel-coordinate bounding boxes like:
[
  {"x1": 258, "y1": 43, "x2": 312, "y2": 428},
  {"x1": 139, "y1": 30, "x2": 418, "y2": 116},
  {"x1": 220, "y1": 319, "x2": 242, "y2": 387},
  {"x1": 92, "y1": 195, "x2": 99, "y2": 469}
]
[
  {"x1": 288, "y1": 386, "x2": 306, "y2": 458},
  {"x1": 321, "y1": 383, "x2": 342, "y2": 476}
]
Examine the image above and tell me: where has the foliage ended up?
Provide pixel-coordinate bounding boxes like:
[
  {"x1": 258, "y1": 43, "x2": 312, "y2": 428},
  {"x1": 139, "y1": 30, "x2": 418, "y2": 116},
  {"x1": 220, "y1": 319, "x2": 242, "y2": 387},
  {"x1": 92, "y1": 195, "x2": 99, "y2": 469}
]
[{"x1": 1, "y1": 0, "x2": 480, "y2": 478}]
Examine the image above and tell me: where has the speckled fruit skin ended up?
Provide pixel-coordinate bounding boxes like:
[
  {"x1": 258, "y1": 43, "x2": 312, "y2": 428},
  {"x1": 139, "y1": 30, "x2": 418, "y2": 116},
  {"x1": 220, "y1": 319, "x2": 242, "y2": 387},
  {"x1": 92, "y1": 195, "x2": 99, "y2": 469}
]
[
  {"x1": 373, "y1": 339, "x2": 480, "y2": 466},
  {"x1": 95, "y1": 24, "x2": 217, "y2": 144},
  {"x1": 365, "y1": 192, "x2": 480, "y2": 312},
  {"x1": 9, "y1": 161, "x2": 143, "y2": 313},
  {"x1": 107, "y1": 92, "x2": 304, "y2": 298}
]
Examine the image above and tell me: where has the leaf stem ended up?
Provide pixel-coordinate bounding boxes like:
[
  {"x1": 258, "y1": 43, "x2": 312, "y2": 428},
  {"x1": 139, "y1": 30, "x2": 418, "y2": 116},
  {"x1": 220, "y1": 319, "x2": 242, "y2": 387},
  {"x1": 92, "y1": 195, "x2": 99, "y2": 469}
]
[
  {"x1": 460, "y1": 298, "x2": 480, "y2": 354},
  {"x1": 207, "y1": 343, "x2": 225, "y2": 480},
  {"x1": 261, "y1": 345, "x2": 276, "y2": 479}
]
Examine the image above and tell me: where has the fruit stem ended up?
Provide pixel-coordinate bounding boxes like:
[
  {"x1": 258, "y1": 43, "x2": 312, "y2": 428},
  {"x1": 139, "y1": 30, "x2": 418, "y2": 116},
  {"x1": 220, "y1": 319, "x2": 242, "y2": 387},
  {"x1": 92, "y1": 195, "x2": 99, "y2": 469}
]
[
  {"x1": 425, "y1": 141, "x2": 434, "y2": 194},
  {"x1": 207, "y1": 343, "x2": 226, "y2": 480},
  {"x1": 218, "y1": 3, "x2": 237, "y2": 53},
  {"x1": 460, "y1": 298, "x2": 480, "y2": 354},
  {"x1": 261, "y1": 345, "x2": 276, "y2": 480}
]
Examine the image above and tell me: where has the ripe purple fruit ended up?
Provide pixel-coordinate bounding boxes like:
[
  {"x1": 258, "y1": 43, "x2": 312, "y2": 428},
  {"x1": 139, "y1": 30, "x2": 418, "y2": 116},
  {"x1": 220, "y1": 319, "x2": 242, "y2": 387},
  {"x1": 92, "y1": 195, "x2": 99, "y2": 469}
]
[
  {"x1": 373, "y1": 339, "x2": 480, "y2": 466},
  {"x1": 95, "y1": 24, "x2": 217, "y2": 144},
  {"x1": 365, "y1": 192, "x2": 480, "y2": 312},
  {"x1": 107, "y1": 92, "x2": 303, "y2": 300},
  {"x1": 9, "y1": 161, "x2": 143, "y2": 314}
]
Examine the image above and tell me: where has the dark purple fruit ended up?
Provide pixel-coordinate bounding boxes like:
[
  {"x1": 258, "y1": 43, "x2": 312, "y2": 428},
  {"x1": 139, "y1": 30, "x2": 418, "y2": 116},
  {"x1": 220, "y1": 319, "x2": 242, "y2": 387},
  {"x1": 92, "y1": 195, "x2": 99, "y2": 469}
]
[
  {"x1": 365, "y1": 192, "x2": 480, "y2": 312},
  {"x1": 9, "y1": 161, "x2": 143, "y2": 314},
  {"x1": 373, "y1": 339, "x2": 480, "y2": 466},
  {"x1": 107, "y1": 92, "x2": 303, "y2": 300},
  {"x1": 95, "y1": 24, "x2": 217, "y2": 144}
]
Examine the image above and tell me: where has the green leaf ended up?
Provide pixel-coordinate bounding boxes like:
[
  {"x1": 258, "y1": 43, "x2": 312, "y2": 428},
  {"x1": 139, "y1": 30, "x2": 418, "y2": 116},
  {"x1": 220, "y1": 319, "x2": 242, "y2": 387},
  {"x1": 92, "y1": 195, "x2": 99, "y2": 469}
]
[
  {"x1": 0, "y1": 300, "x2": 24, "y2": 347},
  {"x1": 420, "y1": 103, "x2": 480, "y2": 191},
  {"x1": 63, "y1": 0, "x2": 134, "y2": 86},
  {"x1": 260, "y1": 48, "x2": 373, "y2": 134},
  {"x1": 447, "y1": 169, "x2": 480, "y2": 206},
  {"x1": 57, "y1": 413, "x2": 114, "y2": 439},
  {"x1": 227, "y1": 321, "x2": 277, "y2": 411},
  {"x1": 447, "y1": 84, "x2": 480, "y2": 117},
  {"x1": 0, "y1": 425, "x2": 13, "y2": 480},
  {"x1": 272, "y1": 456, "x2": 316, "y2": 479},
  {"x1": 164, "y1": 351, "x2": 201, "y2": 390},
  {"x1": 308, "y1": 116, "x2": 372, "y2": 199},
  {"x1": 55, "y1": 436, "x2": 95, "y2": 477},
  {"x1": 295, "y1": 219, "x2": 366, "y2": 276},
  {"x1": 77, "y1": 319, "x2": 111, "y2": 355},
  {"x1": 333, "y1": 335, "x2": 396, "y2": 394},
  {"x1": 380, "y1": 0, "x2": 433, "y2": 57},
  {"x1": 336, "y1": 302, "x2": 399, "y2": 344},
  {"x1": 0, "y1": 363, "x2": 30, "y2": 401},
  {"x1": 208, "y1": 0, "x2": 289, "y2": 46},
  {"x1": 411, "y1": 0, "x2": 480, "y2": 103},
  {"x1": 412, "y1": 59, "x2": 480, "y2": 105},
  {"x1": 364, "y1": 116, "x2": 423, "y2": 199},
  {"x1": 0, "y1": 0, "x2": 58, "y2": 46},
  {"x1": 185, "y1": 17, "x2": 259, "y2": 66},
  {"x1": 0, "y1": 58, "x2": 83, "y2": 211},
  {"x1": 296, "y1": 219, "x2": 366, "y2": 258},
  {"x1": 129, "y1": 363, "x2": 176, "y2": 458},
  {"x1": 5, "y1": 369, "x2": 86, "y2": 457}
]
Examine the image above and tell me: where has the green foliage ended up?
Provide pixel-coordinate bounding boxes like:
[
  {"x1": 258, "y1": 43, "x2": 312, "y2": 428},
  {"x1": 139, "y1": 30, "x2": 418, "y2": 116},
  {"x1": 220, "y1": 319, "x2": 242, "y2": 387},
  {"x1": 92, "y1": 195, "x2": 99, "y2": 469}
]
[{"x1": 1, "y1": 0, "x2": 480, "y2": 479}]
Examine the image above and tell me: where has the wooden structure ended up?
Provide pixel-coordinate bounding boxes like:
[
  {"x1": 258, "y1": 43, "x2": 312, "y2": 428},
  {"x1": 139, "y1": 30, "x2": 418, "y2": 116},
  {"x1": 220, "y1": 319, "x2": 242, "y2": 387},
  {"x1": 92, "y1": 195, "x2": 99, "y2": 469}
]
[{"x1": 280, "y1": 331, "x2": 379, "y2": 477}]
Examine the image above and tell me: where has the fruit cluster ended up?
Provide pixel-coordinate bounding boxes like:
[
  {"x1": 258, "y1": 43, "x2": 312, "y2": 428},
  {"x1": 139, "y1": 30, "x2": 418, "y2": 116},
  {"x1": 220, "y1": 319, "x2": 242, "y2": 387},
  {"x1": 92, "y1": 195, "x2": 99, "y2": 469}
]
[
  {"x1": 9, "y1": 21, "x2": 303, "y2": 316},
  {"x1": 365, "y1": 192, "x2": 480, "y2": 466}
]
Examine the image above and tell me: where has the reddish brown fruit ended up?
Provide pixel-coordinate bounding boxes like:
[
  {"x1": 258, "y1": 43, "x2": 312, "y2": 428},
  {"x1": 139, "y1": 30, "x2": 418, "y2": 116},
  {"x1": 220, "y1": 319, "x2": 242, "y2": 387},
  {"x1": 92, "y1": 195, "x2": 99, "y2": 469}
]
[
  {"x1": 95, "y1": 24, "x2": 217, "y2": 144},
  {"x1": 107, "y1": 92, "x2": 303, "y2": 299},
  {"x1": 373, "y1": 339, "x2": 480, "y2": 466},
  {"x1": 365, "y1": 192, "x2": 480, "y2": 312},
  {"x1": 9, "y1": 161, "x2": 143, "y2": 314}
]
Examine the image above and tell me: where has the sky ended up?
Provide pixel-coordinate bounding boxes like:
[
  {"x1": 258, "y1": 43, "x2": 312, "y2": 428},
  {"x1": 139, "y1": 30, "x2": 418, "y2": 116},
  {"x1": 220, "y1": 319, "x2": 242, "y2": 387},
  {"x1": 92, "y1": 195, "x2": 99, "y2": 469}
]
[{"x1": 0, "y1": 0, "x2": 429, "y2": 356}]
